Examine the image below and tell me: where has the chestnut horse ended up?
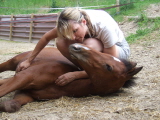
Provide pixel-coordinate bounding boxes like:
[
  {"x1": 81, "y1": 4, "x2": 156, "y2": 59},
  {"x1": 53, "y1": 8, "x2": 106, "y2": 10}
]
[{"x1": 0, "y1": 43, "x2": 142, "y2": 112}]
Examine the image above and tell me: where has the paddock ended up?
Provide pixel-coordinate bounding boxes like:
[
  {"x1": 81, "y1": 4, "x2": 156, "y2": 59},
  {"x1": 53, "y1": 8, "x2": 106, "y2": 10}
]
[
  {"x1": 0, "y1": 30, "x2": 160, "y2": 119},
  {"x1": 0, "y1": 4, "x2": 160, "y2": 119}
]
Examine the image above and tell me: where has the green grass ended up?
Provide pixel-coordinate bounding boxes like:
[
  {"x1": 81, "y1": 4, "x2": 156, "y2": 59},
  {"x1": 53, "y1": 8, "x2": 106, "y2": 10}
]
[
  {"x1": 0, "y1": 0, "x2": 160, "y2": 43},
  {"x1": 0, "y1": 0, "x2": 116, "y2": 15},
  {"x1": 126, "y1": 17, "x2": 160, "y2": 43},
  {"x1": 0, "y1": 0, "x2": 159, "y2": 18},
  {"x1": 0, "y1": 0, "x2": 53, "y2": 15},
  {"x1": 113, "y1": 0, "x2": 160, "y2": 20}
]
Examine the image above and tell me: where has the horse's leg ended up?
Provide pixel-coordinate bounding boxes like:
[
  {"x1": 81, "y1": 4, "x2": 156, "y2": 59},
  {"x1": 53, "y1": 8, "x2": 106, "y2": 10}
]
[
  {"x1": 0, "y1": 70, "x2": 33, "y2": 98},
  {"x1": 0, "y1": 91, "x2": 34, "y2": 112},
  {"x1": 0, "y1": 52, "x2": 29, "y2": 72},
  {"x1": 0, "y1": 78, "x2": 10, "y2": 86}
]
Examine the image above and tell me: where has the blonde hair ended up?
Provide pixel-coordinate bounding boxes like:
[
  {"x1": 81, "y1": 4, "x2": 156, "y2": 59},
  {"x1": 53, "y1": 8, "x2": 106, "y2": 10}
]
[{"x1": 56, "y1": 8, "x2": 95, "y2": 40}]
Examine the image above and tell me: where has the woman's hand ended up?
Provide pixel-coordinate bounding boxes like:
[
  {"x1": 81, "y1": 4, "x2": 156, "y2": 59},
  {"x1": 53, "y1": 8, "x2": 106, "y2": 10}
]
[
  {"x1": 16, "y1": 59, "x2": 31, "y2": 72},
  {"x1": 55, "y1": 72, "x2": 76, "y2": 86}
]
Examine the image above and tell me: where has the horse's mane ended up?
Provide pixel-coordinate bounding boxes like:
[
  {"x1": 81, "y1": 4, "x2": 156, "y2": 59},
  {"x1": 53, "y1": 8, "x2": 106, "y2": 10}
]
[
  {"x1": 120, "y1": 59, "x2": 134, "y2": 72},
  {"x1": 120, "y1": 59, "x2": 137, "y2": 88}
]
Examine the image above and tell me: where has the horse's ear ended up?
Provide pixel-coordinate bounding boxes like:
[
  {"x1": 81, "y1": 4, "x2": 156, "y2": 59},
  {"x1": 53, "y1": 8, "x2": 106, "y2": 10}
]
[{"x1": 127, "y1": 66, "x2": 143, "y2": 77}]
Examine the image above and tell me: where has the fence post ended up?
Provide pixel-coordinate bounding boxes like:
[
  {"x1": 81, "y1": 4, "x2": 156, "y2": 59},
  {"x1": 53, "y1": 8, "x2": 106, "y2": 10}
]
[
  {"x1": 9, "y1": 14, "x2": 14, "y2": 41},
  {"x1": 29, "y1": 13, "x2": 34, "y2": 43},
  {"x1": 116, "y1": 0, "x2": 120, "y2": 13}
]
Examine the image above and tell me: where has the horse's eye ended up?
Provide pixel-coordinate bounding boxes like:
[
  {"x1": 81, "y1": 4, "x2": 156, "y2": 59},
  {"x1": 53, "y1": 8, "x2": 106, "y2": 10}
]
[{"x1": 106, "y1": 64, "x2": 112, "y2": 71}]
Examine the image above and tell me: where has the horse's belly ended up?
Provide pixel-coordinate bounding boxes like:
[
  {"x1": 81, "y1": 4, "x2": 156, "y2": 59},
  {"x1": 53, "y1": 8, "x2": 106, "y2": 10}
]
[
  {"x1": 28, "y1": 79, "x2": 92, "y2": 100},
  {"x1": 28, "y1": 86, "x2": 67, "y2": 100}
]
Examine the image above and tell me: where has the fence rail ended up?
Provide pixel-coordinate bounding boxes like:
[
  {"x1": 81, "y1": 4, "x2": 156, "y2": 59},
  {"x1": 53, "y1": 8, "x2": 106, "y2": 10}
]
[{"x1": 0, "y1": 13, "x2": 58, "y2": 44}]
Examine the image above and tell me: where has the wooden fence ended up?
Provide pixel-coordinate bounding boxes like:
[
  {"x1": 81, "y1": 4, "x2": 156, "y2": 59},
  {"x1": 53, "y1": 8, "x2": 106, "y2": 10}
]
[
  {"x1": 0, "y1": 0, "x2": 134, "y2": 44},
  {"x1": 0, "y1": 13, "x2": 58, "y2": 44}
]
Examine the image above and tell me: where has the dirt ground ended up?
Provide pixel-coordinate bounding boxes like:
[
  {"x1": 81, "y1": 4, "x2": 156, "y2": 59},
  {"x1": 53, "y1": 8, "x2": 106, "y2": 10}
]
[{"x1": 0, "y1": 4, "x2": 160, "y2": 120}]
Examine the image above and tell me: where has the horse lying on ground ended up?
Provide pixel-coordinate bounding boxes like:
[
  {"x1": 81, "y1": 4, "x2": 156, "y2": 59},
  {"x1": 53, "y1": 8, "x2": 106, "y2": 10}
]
[{"x1": 0, "y1": 43, "x2": 142, "y2": 113}]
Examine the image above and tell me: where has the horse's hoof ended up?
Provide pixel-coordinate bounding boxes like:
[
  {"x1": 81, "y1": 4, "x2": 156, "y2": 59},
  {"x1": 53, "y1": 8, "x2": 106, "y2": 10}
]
[{"x1": 0, "y1": 100, "x2": 21, "y2": 113}]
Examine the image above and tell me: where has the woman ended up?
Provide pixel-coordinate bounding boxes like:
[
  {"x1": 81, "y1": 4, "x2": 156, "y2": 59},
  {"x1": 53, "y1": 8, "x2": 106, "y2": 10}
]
[{"x1": 17, "y1": 8, "x2": 130, "y2": 86}]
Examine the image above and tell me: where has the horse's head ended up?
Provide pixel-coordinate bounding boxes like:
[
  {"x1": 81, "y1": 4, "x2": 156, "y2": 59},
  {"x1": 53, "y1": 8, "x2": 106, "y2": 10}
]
[{"x1": 69, "y1": 43, "x2": 143, "y2": 94}]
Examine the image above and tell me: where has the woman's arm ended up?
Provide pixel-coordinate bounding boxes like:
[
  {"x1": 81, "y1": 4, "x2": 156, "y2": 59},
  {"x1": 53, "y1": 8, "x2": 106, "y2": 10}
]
[
  {"x1": 103, "y1": 45, "x2": 119, "y2": 58},
  {"x1": 17, "y1": 28, "x2": 58, "y2": 72},
  {"x1": 27, "y1": 28, "x2": 58, "y2": 63},
  {"x1": 55, "y1": 71, "x2": 89, "y2": 86}
]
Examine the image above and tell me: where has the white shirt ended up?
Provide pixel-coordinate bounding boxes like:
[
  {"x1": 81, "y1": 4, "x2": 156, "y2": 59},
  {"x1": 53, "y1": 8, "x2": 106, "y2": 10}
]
[{"x1": 85, "y1": 10, "x2": 125, "y2": 48}]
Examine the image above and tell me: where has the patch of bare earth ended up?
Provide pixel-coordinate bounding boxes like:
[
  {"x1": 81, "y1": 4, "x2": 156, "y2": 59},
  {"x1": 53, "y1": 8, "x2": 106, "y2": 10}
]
[{"x1": 0, "y1": 4, "x2": 160, "y2": 120}]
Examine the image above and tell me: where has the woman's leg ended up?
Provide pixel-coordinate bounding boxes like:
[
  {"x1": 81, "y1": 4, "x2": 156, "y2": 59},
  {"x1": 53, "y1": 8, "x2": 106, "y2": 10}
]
[
  {"x1": 83, "y1": 38, "x2": 104, "y2": 52},
  {"x1": 56, "y1": 37, "x2": 80, "y2": 67},
  {"x1": 83, "y1": 38, "x2": 130, "y2": 59}
]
